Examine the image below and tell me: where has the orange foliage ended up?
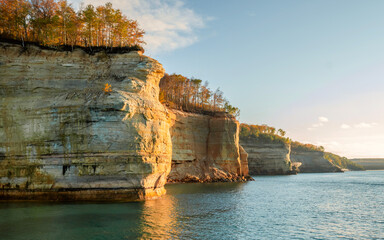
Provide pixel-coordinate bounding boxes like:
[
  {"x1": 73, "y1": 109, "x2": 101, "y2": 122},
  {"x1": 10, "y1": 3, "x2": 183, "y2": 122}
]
[
  {"x1": 291, "y1": 141, "x2": 325, "y2": 152},
  {"x1": 239, "y1": 123, "x2": 290, "y2": 144},
  {"x1": 104, "y1": 83, "x2": 112, "y2": 93},
  {"x1": 0, "y1": 0, "x2": 145, "y2": 48},
  {"x1": 159, "y1": 73, "x2": 240, "y2": 117}
]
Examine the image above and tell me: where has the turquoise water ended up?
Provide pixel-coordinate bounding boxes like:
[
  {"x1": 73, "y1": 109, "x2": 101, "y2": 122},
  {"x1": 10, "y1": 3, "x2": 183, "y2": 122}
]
[{"x1": 0, "y1": 171, "x2": 383, "y2": 239}]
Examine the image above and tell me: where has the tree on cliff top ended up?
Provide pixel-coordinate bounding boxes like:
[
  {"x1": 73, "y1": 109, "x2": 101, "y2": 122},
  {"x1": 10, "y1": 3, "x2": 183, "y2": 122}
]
[
  {"x1": 0, "y1": 0, "x2": 144, "y2": 48},
  {"x1": 239, "y1": 123, "x2": 290, "y2": 144},
  {"x1": 291, "y1": 141, "x2": 324, "y2": 152},
  {"x1": 324, "y1": 152, "x2": 364, "y2": 171},
  {"x1": 159, "y1": 73, "x2": 240, "y2": 117}
]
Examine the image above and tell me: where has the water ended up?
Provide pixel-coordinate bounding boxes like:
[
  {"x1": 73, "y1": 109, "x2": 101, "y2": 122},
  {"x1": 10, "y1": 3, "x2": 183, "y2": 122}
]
[{"x1": 0, "y1": 171, "x2": 383, "y2": 239}]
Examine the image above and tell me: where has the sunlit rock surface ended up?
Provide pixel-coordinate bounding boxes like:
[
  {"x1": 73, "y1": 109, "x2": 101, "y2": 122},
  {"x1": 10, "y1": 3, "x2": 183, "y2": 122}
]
[
  {"x1": 239, "y1": 145, "x2": 249, "y2": 177},
  {"x1": 240, "y1": 139, "x2": 294, "y2": 175},
  {"x1": 290, "y1": 148, "x2": 343, "y2": 173},
  {"x1": 167, "y1": 110, "x2": 250, "y2": 182},
  {"x1": 0, "y1": 42, "x2": 172, "y2": 201}
]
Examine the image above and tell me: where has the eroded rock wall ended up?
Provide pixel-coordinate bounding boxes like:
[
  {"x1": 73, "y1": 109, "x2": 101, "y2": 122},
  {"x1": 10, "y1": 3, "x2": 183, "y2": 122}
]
[
  {"x1": 168, "y1": 110, "x2": 249, "y2": 182},
  {"x1": 240, "y1": 139, "x2": 293, "y2": 175},
  {"x1": 239, "y1": 145, "x2": 249, "y2": 177},
  {"x1": 0, "y1": 42, "x2": 172, "y2": 201},
  {"x1": 290, "y1": 148, "x2": 343, "y2": 173}
]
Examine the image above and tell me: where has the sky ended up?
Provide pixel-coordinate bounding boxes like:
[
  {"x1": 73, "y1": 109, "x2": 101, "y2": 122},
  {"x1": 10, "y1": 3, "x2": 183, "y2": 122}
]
[{"x1": 70, "y1": 0, "x2": 384, "y2": 158}]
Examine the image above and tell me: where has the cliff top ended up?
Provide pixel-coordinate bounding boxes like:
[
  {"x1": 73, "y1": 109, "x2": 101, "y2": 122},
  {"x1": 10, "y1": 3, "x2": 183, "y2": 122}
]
[
  {"x1": 291, "y1": 141, "x2": 324, "y2": 152},
  {"x1": 159, "y1": 73, "x2": 240, "y2": 118},
  {"x1": 169, "y1": 108, "x2": 237, "y2": 120},
  {"x1": 0, "y1": 38, "x2": 144, "y2": 55},
  {"x1": 239, "y1": 123, "x2": 289, "y2": 145}
]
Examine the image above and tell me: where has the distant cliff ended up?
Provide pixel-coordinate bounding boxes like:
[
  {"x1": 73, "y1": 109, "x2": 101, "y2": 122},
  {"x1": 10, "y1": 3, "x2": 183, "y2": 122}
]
[
  {"x1": 240, "y1": 137, "x2": 294, "y2": 175},
  {"x1": 239, "y1": 124, "x2": 295, "y2": 175},
  {"x1": 324, "y1": 153, "x2": 364, "y2": 171},
  {"x1": 168, "y1": 110, "x2": 249, "y2": 182},
  {"x1": 239, "y1": 124, "x2": 347, "y2": 174},
  {"x1": 290, "y1": 146, "x2": 343, "y2": 173}
]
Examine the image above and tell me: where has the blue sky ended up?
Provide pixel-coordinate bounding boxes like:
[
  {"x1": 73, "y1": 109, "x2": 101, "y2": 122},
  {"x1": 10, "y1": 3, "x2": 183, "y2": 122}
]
[{"x1": 70, "y1": 0, "x2": 384, "y2": 158}]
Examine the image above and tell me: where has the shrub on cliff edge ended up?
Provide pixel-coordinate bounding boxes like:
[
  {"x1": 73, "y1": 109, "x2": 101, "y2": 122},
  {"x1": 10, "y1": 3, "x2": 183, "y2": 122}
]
[
  {"x1": 324, "y1": 152, "x2": 364, "y2": 171},
  {"x1": 239, "y1": 123, "x2": 290, "y2": 144}
]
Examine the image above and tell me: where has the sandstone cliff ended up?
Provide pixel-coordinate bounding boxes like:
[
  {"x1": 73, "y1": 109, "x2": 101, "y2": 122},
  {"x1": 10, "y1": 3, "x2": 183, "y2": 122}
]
[
  {"x1": 0, "y1": 42, "x2": 172, "y2": 201},
  {"x1": 290, "y1": 147, "x2": 343, "y2": 173},
  {"x1": 167, "y1": 110, "x2": 249, "y2": 182},
  {"x1": 240, "y1": 138, "x2": 294, "y2": 175}
]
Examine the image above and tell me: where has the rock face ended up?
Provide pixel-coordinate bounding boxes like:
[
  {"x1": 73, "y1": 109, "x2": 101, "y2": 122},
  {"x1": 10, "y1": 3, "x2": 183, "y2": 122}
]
[
  {"x1": 290, "y1": 148, "x2": 342, "y2": 173},
  {"x1": 167, "y1": 110, "x2": 249, "y2": 182},
  {"x1": 0, "y1": 42, "x2": 172, "y2": 201},
  {"x1": 240, "y1": 138, "x2": 293, "y2": 175},
  {"x1": 239, "y1": 145, "x2": 249, "y2": 177}
]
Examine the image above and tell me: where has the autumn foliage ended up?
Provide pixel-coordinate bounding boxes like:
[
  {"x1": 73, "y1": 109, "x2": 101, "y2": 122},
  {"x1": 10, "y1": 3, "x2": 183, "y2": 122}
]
[
  {"x1": 104, "y1": 83, "x2": 112, "y2": 93},
  {"x1": 0, "y1": 0, "x2": 144, "y2": 48},
  {"x1": 324, "y1": 152, "x2": 364, "y2": 171},
  {"x1": 291, "y1": 141, "x2": 325, "y2": 152},
  {"x1": 240, "y1": 123, "x2": 289, "y2": 144},
  {"x1": 159, "y1": 73, "x2": 240, "y2": 117}
]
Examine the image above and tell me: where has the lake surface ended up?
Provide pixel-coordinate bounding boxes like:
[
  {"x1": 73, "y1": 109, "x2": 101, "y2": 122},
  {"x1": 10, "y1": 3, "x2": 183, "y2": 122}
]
[{"x1": 0, "y1": 171, "x2": 383, "y2": 239}]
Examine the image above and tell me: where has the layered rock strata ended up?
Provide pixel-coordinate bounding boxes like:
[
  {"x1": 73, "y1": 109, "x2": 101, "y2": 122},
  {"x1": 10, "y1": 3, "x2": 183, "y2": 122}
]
[
  {"x1": 290, "y1": 148, "x2": 343, "y2": 173},
  {"x1": 0, "y1": 42, "x2": 172, "y2": 201},
  {"x1": 167, "y1": 110, "x2": 249, "y2": 182},
  {"x1": 240, "y1": 139, "x2": 294, "y2": 175}
]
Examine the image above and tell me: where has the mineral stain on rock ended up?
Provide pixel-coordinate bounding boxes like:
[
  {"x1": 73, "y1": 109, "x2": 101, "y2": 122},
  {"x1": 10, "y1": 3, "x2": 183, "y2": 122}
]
[{"x1": 62, "y1": 165, "x2": 70, "y2": 175}]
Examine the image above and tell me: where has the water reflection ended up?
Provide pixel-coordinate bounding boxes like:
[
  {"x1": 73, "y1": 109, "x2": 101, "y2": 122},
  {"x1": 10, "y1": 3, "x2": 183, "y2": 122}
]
[
  {"x1": 138, "y1": 182, "x2": 245, "y2": 239},
  {"x1": 140, "y1": 194, "x2": 180, "y2": 239}
]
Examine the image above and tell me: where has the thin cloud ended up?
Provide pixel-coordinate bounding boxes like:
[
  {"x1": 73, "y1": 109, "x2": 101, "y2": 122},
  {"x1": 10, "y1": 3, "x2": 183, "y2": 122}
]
[
  {"x1": 78, "y1": 0, "x2": 205, "y2": 54},
  {"x1": 319, "y1": 116, "x2": 329, "y2": 123},
  {"x1": 340, "y1": 122, "x2": 378, "y2": 129},
  {"x1": 308, "y1": 116, "x2": 329, "y2": 130},
  {"x1": 354, "y1": 122, "x2": 378, "y2": 128},
  {"x1": 340, "y1": 124, "x2": 351, "y2": 129}
]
